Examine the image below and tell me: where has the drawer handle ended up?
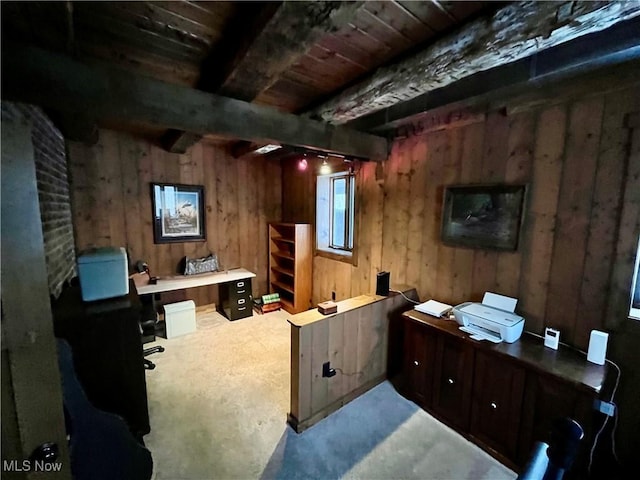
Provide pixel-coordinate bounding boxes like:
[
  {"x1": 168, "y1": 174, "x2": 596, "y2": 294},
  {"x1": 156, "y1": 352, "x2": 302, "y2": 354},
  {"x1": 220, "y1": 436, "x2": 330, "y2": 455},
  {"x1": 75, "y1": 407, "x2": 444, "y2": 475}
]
[
  {"x1": 237, "y1": 289, "x2": 246, "y2": 294},
  {"x1": 447, "y1": 378, "x2": 455, "y2": 385},
  {"x1": 237, "y1": 281, "x2": 245, "y2": 287},
  {"x1": 238, "y1": 306, "x2": 247, "y2": 311},
  {"x1": 413, "y1": 360, "x2": 419, "y2": 366},
  {"x1": 238, "y1": 298, "x2": 245, "y2": 305},
  {"x1": 490, "y1": 402, "x2": 498, "y2": 410}
]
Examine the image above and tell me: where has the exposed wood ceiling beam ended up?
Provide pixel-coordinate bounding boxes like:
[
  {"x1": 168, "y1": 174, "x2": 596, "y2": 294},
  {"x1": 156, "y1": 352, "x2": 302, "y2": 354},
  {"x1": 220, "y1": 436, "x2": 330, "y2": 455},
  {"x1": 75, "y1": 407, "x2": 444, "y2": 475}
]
[
  {"x1": 165, "y1": 0, "x2": 364, "y2": 153},
  {"x1": 309, "y1": 1, "x2": 640, "y2": 124},
  {"x1": 161, "y1": 1, "x2": 279, "y2": 152},
  {"x1": 216, "y1": 1, "x2": 364, "y2": 102},
  {"x1": 2, "y1": 45, "x2": 388, "y2": 161},
  {"x1": 350, "y1": 18, "x2": 640, "y2": 133}
]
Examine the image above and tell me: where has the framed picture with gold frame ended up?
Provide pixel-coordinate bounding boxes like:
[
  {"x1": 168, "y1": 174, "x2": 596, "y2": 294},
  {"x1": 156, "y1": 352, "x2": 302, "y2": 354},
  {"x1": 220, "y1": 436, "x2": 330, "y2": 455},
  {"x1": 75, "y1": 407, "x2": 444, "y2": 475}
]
[{"x1": 441, "y1": 184, "x2": 526, "y2": 251}]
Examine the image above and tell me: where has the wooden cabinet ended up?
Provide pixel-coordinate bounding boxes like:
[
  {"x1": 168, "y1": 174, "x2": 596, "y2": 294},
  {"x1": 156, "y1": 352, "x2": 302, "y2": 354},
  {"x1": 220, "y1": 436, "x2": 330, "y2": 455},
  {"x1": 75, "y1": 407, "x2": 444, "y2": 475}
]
[
  {"x1": 269, "y1": 223, "x2": 312, "y2": 314},
  {"x1": 392, "y1": 311, "x2": 608, "y2": 473},
  {"x1": 470, "y1": 350, "x2": 526, "y2": 460},
  {"x1": 432, "y1": 334, "x2": 474, "y2": 430},
  {"x1": 398, "y1": 318, "x2": 436, "y2": 407},
  {"x1": 53, "y1": 282, "x2": 150, "y2": 438},
  {"x1": 517, "y1": 373, "x2": 594, "y2": 469}
]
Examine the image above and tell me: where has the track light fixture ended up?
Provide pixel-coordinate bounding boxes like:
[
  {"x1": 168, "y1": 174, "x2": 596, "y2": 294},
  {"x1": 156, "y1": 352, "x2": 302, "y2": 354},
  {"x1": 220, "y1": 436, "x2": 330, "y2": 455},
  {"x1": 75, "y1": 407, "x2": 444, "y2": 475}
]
[{"x1": 319, "y1": 159, "x2": 331, "y2": 175}]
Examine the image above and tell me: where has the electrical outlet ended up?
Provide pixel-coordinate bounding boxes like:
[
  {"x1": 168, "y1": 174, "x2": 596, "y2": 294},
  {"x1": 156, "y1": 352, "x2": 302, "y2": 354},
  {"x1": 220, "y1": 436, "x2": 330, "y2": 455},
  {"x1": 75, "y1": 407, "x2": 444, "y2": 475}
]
[
  {"x1": 595, "y1": 400, "x2": 615, "y2": 417},
  {"x1": 322, "y1": 361, "x2": 336, "y2": 378}
]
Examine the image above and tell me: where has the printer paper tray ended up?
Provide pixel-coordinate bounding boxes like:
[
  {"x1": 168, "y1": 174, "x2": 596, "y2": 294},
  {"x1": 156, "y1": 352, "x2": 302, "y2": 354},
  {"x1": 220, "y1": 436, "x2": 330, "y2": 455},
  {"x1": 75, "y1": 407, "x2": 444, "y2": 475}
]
[{"x1": 459, "y1": 326, "x2": 502, "y2": 343}]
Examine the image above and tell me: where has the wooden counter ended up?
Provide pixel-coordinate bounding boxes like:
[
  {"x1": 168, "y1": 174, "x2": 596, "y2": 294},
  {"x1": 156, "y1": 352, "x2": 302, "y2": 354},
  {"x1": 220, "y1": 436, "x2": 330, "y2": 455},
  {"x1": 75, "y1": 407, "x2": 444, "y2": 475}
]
[
  {"x1": 404, "y1": 310, "x2": 607, "y2": 394},
  {"x1": 287, "y1": 288, "x2": 418, "y2": 432},
  {"x1": 287, "y1": 294, "x2": 384, "y2": 327}
]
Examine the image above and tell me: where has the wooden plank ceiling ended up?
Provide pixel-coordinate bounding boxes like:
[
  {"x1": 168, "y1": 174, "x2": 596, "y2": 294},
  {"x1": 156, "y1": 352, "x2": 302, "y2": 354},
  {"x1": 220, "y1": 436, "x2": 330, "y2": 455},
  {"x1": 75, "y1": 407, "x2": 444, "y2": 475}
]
[
  {"x1": 3, "y1": 1, "x2": 637, "y2": 152},
  {"x1": 1, "y1": 0, "x2": 491, "y2": 145},
  {"x1": 2, "y1": 1, "x2": 489, "y2": 111}
]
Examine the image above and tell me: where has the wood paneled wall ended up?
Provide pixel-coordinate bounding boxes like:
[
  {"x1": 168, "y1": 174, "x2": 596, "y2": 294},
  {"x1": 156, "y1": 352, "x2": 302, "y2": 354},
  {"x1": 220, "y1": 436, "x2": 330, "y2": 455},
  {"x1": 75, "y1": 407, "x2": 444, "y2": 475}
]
[
  {"x1": 282, "y1": 85, "x2": 640, "y2": 350},
  {"x1": 67, "y1": 130, "x2": 281, "y2": 305},
  {"x1": 289, "y1": 290, "x2": 417, "y2": 432}
]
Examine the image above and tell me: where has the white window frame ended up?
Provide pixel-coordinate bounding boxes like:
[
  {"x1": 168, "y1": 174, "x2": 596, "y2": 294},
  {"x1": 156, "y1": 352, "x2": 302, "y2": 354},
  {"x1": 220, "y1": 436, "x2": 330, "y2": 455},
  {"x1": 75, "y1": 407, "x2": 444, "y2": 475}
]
[
  {"x1": 629, "y1": 235, "x2": 640, "y2": 320},
  {"x1": 316, "y1": 171, "x2": 356, "y2": 261}
]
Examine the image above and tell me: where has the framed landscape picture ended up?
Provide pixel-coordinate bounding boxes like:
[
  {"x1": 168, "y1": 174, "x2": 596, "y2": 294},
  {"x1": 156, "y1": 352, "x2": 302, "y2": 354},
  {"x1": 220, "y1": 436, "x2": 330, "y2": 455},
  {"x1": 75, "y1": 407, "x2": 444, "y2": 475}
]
[
  {"x1": 441, "y1": 184, "x2": 526, "y2": 251},
  {"x1": 151, "y1": 183, "x2": 205, "y2": 243}
]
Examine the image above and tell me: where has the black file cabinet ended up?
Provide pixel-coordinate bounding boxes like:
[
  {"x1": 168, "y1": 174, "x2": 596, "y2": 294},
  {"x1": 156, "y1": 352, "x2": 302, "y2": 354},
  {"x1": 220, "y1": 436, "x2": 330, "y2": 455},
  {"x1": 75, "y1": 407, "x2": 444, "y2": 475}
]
[{"x1": 219, "y1": 278, "x2": 253, "y2": 320}]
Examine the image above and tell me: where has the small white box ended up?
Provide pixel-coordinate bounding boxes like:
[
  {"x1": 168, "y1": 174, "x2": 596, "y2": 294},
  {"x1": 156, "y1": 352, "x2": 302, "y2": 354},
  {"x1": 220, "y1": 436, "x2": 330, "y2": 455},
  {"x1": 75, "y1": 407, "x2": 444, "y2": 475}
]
[
  {"x1": 544, "y1": 327, "x2": 560, "y2": 350},
  {"x1": 164, "y1": 300, "x2": 196, "y2": 339}
]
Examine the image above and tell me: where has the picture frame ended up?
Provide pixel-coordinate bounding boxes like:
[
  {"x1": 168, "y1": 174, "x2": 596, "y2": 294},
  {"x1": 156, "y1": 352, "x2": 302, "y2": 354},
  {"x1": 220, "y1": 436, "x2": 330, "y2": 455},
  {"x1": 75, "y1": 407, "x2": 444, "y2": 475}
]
[
  {"x1": 441, "y1": 184, "x2": 526, "y2": 251},
  {"x1": 151, "y1": 183, "x2": 205, "y2": 244}
]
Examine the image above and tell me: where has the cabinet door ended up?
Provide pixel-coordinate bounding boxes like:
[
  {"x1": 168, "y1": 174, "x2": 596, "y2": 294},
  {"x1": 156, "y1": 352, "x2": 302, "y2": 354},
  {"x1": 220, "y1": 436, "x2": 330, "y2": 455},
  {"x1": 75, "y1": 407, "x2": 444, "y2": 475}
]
[
  {"x1": 432, "y1": 335, "x2": 474, "y2": 430},
  {"x1": 400, "y1": 319, "x2": 436, "y2": 407},
  {"x1": 518, "y1": 373, "x2": 594, "y2": 470},
  {"x1": 470, "y1": 350, "x2": 525, "y2": 461}
]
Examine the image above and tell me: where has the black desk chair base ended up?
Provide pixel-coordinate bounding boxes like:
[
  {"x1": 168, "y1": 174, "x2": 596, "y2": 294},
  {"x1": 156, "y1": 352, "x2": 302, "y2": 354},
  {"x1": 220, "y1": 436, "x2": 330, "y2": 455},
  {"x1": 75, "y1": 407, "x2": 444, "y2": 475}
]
[{"x1": 143, "y1": 345, "x2": 165, "y2": 370}]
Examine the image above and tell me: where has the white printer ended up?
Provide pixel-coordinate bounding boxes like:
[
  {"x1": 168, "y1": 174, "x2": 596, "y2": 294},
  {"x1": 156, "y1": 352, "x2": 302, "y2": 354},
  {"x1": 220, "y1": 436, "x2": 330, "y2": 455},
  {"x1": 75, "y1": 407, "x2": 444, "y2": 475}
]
[{"x1": 452, "y1": 292, "x2": 524, "y2": 343}]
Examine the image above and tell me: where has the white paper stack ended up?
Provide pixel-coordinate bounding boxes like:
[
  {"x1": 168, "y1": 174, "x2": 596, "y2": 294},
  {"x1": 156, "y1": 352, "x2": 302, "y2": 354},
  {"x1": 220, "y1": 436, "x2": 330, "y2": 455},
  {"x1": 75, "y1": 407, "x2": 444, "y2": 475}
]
[{"x1": 415, "y1": 299, "x2": 453, "y2": 317}]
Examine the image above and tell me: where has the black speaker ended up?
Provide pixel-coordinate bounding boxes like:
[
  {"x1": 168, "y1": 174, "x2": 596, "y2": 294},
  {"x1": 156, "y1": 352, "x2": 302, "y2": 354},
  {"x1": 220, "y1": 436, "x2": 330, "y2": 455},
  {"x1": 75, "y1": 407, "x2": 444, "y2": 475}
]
[{"x1": 376, "y1": 271, "x2": 390, "y2": 296}]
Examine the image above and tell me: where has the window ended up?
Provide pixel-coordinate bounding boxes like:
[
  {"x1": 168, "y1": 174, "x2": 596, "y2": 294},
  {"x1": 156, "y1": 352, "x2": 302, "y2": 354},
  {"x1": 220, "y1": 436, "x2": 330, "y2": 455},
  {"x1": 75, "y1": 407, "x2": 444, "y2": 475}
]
[
  {"x1": 630, "y1": 236, "x2": 640, "y2": 320},
  {"x1": 317, "y1": 171, "x2": 356, "y2": 261}
]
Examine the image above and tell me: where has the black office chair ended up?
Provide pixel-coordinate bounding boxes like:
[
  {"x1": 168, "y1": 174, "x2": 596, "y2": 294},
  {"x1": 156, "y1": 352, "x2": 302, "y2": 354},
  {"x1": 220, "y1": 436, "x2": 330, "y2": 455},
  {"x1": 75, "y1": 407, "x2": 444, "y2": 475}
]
[
  {"x1": 139, "y1": 295, "x2": 165, "y2": 370},
  {"x1": 518, "y1": 417, "x2": 584, "y2": 480}
]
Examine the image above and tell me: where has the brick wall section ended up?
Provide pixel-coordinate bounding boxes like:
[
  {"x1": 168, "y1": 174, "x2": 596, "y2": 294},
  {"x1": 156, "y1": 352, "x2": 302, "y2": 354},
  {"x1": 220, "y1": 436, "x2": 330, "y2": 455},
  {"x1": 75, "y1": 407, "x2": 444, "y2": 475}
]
[{"x1": 2, "y1": 102, "x2": 76, "y2": 298}]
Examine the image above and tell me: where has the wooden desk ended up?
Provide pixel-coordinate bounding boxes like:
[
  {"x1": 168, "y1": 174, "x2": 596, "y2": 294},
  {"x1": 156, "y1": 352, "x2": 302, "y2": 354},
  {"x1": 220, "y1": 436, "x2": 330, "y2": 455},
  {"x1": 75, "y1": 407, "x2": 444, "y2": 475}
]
[
  {"x1": 132, "y1": 268, "x2": 256, "y2": 320},
  {"x1": 132, "y1": 268, "x2": 256, "y2": 295}
]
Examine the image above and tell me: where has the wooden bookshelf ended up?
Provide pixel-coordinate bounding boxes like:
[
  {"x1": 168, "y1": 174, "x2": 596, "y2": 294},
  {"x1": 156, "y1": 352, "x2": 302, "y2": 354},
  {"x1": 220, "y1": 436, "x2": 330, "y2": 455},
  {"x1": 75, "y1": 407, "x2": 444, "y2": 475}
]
[{"x1": 269, "y1": 223, "x2": 312, "y2": 314}]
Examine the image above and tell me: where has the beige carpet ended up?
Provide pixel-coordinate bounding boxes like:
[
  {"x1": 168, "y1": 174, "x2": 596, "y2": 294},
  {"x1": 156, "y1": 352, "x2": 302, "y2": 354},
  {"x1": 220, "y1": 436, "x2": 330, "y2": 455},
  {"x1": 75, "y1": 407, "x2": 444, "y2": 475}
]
[{"x1": 143, "y1": 308, "x2": 516, "y2": 480}]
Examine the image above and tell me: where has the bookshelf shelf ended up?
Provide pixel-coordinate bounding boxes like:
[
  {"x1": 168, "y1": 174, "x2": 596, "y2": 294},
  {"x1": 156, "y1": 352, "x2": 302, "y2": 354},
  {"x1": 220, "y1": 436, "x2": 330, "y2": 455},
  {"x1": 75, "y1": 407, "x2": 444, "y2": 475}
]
[
  {"x1": 269, "y1": 223, "x2": 312, "y2": 314},
  {"x1": 272, "y1": 236, "x2": 295, "y2": 244},
  {"x1": 271, "y1": 265, "x2": 294, "y2": 277},
  {"x1": 271, "y1": 280, "x2": 294, "y2": 295},
  {"x1": 271, "y1": 251, "x2": 295, "y2": 261}
]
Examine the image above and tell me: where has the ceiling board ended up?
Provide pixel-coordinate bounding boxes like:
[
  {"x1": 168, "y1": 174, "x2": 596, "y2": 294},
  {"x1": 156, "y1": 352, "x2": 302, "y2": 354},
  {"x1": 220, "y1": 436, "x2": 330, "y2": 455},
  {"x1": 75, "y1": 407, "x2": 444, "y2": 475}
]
[
  {"x1": 78, "y1": 42, "x2": 200, "y2": 87},
  {"x1": 73, "y1": 8, "x2": 208, "y2": 62},
  {"x1": 151, "y1": 1, "x2": 237, "y2": 32},
  {"x1": 397, "y1": 0, "x2": 463, "y2": 32},
  {"x1": 93, "y1": 2, "x2": 224, "y2": 47},
  {"x1": 365, "y1": 1, "x2": 437, "y2": 42},
  {"x1": 306, "y1": 44, "x2": 368, "y2": 76}
]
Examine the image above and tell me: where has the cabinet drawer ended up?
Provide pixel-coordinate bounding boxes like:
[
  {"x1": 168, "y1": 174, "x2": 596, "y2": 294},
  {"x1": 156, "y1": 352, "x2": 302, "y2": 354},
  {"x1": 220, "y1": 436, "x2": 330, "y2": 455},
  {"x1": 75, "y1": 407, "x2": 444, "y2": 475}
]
[
  {"x1": 223, "y1": 301, "x2": 252, "y2": 321},
  {"x1": 432, "y1": 335, "x2": 474, "y2": 430},
  {"x1": 470, "y1": 350, "x2": 525, "y2": 461},
  {"x1": 517, "y1": 373, "x2": 594, "y2": 469},
  {"x1": 228, "y1": 279, "x2": 252, "y2": 300}
]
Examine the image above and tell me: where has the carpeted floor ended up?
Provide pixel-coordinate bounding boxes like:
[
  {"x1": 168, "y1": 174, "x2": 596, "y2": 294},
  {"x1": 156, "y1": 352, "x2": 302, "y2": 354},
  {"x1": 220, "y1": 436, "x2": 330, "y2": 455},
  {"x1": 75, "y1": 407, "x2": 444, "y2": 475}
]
[{"x1": 143, "y1": 308, "x2": 516, "y2": 480}]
